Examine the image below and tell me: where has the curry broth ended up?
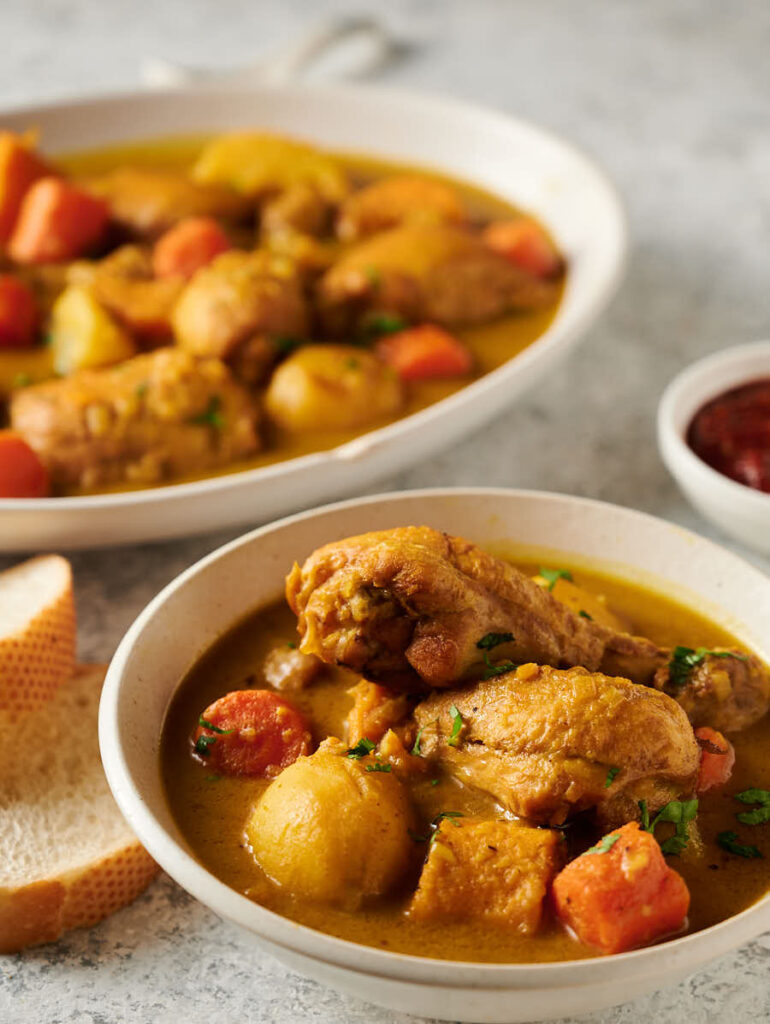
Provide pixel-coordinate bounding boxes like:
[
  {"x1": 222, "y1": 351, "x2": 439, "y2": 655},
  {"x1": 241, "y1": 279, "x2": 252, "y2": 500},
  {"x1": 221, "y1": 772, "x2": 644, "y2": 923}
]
[
  {"x1": 161, "y1": 559, "x2": 770, "y2": 963},
  {"x1": 0, "y1": 137, "x2": 563, "y2": 495}
]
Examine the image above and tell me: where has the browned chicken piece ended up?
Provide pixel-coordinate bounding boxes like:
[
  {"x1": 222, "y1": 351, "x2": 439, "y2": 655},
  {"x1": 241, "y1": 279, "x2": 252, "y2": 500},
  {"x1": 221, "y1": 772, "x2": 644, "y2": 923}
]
[
  {"x1": 262, "y1": 645, "x2": 323, "y2": 692},
  {"x1": 10, "y1": 347, "x2": 259, "y2": 491},
  {"x1": 171, "y1": 251, "x2": 309, "y2": 376},
  {"x1": 261, "y1": 184, "x2": 332, "y2": 238},
  {"x1": 70, "y1": 245, "x2": 184, "y2": 343},
  {"x1": 336, "y1": 175, "x2": 465, "y2": 243},
  {"x1": 316, "y1": 225, "x2": 558, "y2": 336},
  {"x1": 346, "y1": 680, "x2": 411, "y2": 746},
  {"x1": 413, "y1": 664, "x2": 700, "y2": 827},
  {"x1": 82, "y1": 168, "x2": 251, "y2": 239},
  {"x1": 409, "y1": 817, "x2": 563, "y2": 934},
  {"x1": 286, "y1": 526, "x2": 769, "y2": 730}
]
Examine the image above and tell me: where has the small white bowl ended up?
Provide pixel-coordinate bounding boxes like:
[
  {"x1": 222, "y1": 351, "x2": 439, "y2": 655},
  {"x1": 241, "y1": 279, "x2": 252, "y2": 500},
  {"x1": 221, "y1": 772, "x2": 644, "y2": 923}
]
[
  {"x1": 658, "y1": 341, "x2": 770, "y2": 555},
  {"x1": 100, "y1": 488, "x2": 770, "y2": 1023}
]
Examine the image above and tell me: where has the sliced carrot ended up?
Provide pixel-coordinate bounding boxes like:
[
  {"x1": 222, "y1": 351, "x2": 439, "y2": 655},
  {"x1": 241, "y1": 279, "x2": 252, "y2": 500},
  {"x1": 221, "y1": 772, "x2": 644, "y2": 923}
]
[
  {"x1": 375, "y1": 324, "x2": 473, "y2": 381},
  {"x1": 0, "y1": 132, "x2": 50, "y2": 243},
  {"x1": 8, "y1": 177, "x2": 109, "y2": 264},
  {"x1": 552, "y1": 822, "x2": 690, "y2": 955},
  {"x1": 0, "y1": 276, "x2": 38, "y2": 349},
  {"x1": 483, "y1": 217, "x2": 563, "y2": 278},
  {"x1": 0, "y1": 431, "x2": 49, "y2": 497},
  {"x1": 152, "y1": 216, "x2": 231, "y2": 280},
  {"x1": 193, "y1": 689, "x2": 312, "y2": 778},
  {"x1": 695, "y1": 726, "x2": 735, "y2": 794}
]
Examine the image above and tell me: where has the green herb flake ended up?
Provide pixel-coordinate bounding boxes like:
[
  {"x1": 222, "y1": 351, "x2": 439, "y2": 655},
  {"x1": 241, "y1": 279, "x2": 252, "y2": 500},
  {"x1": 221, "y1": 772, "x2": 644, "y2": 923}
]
[
  {"x1": 476, "y1": 632, "x2": 516, "y2": 680},
  {"x1": 205, "y1": 774, "x2": 222, "y2": 782},
  {"x1": 717, "y1": 830, "x2": 763, "y2": 859},
  {"x1": 430, "y1": 778, "x2": 439, "y2": 786},
  {"x1": 135, "y1": 382, "x2": 149, "y2": 398},
  {"x1": 735, "y1": 789, "x2": 770, "y2": 826},
  {"x1": 189, "y1": 395, "x2": 225, "y2": 429},
  {"x1": 540, "y1": 567, "x2": 573, "y2": 591},
  {"x1": 345, "y1": 357, "x2": 360, "y2": 370},
  {"x1": 198, "y1": 716, "x2": 235, "y2": 736},
  {"x1": 346, "y1": 738, "x2": 376, "y2": 760},
  {"x1": 604, "y1": 766, "x2": 620, "y2": 788},
  {"x1": 194, "y1": 734, "x2": 218, "y2": 757},
  {"x1": 447, "y1": 705, "x2": 463, "y2": 747},
  {"x1": 411, "y1": 726, "x2": 425, "y2": 757},
  {"x1": 578, "y1": 609, "x2": 593, "y2": 620},
  {"x1": 584, "y1": 833, "x2": 620, "y2": 856},
  {"x1": 286, "y1": 641, "x2": 297, "y2": 649},
  {"x1": 363, "y1": 312, "x2": 407, "y2": 337},
  {"x1": 640, "y1": 798, "x2": 699, "y2": 856},
  {"x1": 12, "y1": 372, "x2": 32, "y2": 389},
  {"x1": 409, "y1": 811, "x2": 465, "y2": 846},
  {"x1": 365, "y1": 761, "x2": 392, "y2": 773},
  {"x1": 273, "y1": 336, "x2": 302, "y2": 355},
  {"x1": 668, "y1": 646, "x2": 748, "y2": 689},
  {"x1": 476, "y1": 632, "x2": 514, "y2": 651}
]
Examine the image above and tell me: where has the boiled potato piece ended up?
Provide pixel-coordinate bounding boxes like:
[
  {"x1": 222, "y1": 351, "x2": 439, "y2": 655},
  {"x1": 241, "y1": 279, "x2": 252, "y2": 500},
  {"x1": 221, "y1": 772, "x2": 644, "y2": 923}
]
[
  {"x1": 192, "y1": 133, "x2": 348, "y2": 203},
  {"x1": 245, "y1": 743, "x2": 415, "y2": 908},
  {"x1": 49, "y1": 286, "x2": 136, "y2": 376},
  {"x1": 265, "y1": 344, "x2": 403, "y2": 433},
  {"x1": 533, "y1": 573, "x2": 632, "y2": 633}
]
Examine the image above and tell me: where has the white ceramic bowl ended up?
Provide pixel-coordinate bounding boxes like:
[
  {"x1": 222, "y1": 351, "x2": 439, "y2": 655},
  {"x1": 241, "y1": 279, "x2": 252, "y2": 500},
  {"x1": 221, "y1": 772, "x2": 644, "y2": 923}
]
[
  {"x1": 0, "y1": 85, "x2": 626, "y2": 551},
  {"x1": 100, "y1": 487, "x2": 770, "y2": 1023},
  {"x1": 658, "y1": 341, "x2": 770, "y2": 554}
]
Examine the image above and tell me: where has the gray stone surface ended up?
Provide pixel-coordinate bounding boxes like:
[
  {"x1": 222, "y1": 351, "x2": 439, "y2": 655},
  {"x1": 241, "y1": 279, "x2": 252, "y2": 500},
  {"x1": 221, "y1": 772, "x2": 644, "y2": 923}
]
[{"x1": 1, "y1": 0, "x2": 769, "y2": 1020}]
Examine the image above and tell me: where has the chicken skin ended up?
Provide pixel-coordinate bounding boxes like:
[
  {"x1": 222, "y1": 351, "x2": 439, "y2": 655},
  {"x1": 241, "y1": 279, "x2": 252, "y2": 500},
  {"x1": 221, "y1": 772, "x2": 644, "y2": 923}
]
[
  {"x1": 286, "y1": 526, "x2": 769, "y2": 730},
  {"x1": 10, "y1": 347, "x2": 259, "y2": 490},
  {"x1": 316, "y1": 225, "x2": 558, "y2": 336},
  {"x1": 413, "y1": 664, "x2": 700, "y2": 827}
]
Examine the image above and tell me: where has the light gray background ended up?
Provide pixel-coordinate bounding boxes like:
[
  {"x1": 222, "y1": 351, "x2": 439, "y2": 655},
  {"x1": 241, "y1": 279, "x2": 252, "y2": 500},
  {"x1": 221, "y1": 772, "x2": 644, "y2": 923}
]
[{"x1": 1, "y1": 1, "x2": 769, "y2": 1021}]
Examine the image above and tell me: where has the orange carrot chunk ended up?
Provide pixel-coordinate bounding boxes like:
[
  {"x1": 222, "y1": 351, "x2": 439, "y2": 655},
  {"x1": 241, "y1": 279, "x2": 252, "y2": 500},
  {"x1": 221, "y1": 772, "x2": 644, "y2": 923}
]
[
  {"x1": 0, "y1": 275, "x2": 38, "y2": 349},
  {"x1": 0, "y1": 132, "x2": 50, "y2": 243},
  {"x1": 193, "y1": 689, "x2": 312, "y2": 778},
  {"x1": 695, "y1": 726, "x2": 735, "y2": 794},
  {"x1": 375, "y1": 324, "x2": 473, "y2": 381},
  {"x1": 483, "y1": 217, "x2": 563, "y2": 279},
  {"x1": 552, "y1": 822, "x2": 690, "y2": 955},
  {"x1": 152, "y1": 216, "x2": 231, "y2": 280},
  {"x1": 8, "y1": 177, "x2": 109, "y2": 264},
  {"x1": 0, "y1": 431, "x2": 49, "y2": 497}
]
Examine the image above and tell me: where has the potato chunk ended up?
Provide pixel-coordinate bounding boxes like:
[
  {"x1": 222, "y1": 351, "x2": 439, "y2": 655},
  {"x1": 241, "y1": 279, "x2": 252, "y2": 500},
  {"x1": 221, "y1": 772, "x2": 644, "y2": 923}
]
[
  {"x1": 192, "y1": 133, "x2": 348, "y2": 202},
  {"x1": 49, "y1": 286, "x2": 136, "y2": 375},
  {"x1": 409, "y1": 818, "x2": 563, "y2": 934},
  {"x1": 264, "y1": 344, "x2": 403, "y2": 433},
  {"x1": 245, "y1": 741, "x2": 415, "y2": 908}
]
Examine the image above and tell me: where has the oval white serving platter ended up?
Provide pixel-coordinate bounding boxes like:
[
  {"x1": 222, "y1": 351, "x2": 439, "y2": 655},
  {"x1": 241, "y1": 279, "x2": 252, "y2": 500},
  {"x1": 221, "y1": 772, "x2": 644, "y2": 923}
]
[
  {"x1": 0, "y1": 86, "x2": 626, "y2": 550},
  {"x1": 100, "y1": 487, "x2": 770, "y2": 1023}
]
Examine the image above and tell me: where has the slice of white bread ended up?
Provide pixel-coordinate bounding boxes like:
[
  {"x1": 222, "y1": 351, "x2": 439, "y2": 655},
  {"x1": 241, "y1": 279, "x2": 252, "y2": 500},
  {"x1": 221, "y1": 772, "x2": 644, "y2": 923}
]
[
  {"x1": 0, "y1": 663, "x2": 158, "y2": 953},
  {"x1": 0, "y1": 554, "x2": 76, "y2": 716}
]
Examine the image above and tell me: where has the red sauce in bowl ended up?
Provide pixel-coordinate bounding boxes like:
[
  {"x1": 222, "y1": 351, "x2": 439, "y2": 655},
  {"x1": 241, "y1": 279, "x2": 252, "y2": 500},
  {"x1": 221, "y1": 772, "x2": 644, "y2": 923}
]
[{"x1": 687, "y1": 379, "x2": 770, "y2": 492}]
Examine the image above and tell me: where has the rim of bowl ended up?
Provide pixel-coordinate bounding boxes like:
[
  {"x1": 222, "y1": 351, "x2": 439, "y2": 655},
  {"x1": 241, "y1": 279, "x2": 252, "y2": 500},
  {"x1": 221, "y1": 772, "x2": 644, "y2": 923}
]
[
  {"x1": 100, "y1": 486, "x2": 770, "y2": 987},
  {"x1": 0, "y1": 81, "x2": 627, "y2": 514},
  {"x1": 658, "y1": 339, "x2": 770, "y2": 509}
]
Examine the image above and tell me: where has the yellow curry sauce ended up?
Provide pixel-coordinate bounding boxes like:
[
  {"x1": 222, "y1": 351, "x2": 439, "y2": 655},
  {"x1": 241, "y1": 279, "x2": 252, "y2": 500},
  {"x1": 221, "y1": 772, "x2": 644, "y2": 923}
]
[
  {"x1": 161, "y1": 558, "x2": 770, "y2": 963},
  {"x1": 0, "y1": 137, "x2": 562, "y2": 495}
]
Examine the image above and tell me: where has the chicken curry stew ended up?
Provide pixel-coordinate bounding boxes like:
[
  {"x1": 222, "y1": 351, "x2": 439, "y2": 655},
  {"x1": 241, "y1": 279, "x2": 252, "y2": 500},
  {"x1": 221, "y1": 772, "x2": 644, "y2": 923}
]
[
  {"x1": 0, "y1": 130, "x2": 564, "y2": 497},
  {"x1": 162, "y1": 527, "x2": 770, "y2": 963}
]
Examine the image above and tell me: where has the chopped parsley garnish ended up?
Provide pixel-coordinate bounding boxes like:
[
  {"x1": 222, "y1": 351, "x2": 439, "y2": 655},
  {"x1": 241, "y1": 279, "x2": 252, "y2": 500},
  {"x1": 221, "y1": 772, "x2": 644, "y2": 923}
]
[
  {"x1": 411, "y1": 726, "x2": 425, "y2": 757},
  {"x1": 639, "y1": 798, "x2": 699, "y2": 855},
  {"x1": 346, "y1": 738, "x2": 376, "y2": 759},
  {"x1": 447, "y1": 705, "x2": 463, "y2": 747},
  {"x1": 286, "y1": 641, "x2": 297, "y2": 649},
  {"x1": 578, "y1": 609, "x2": 593, "y2": 620},
  {"x1": 273, "y1": 335, "x2": 302, "y2": 354},
  {"x1": 362, "y1": 312, "x2": 407, "y2": 337},
  {"x1": 539, "y1": 567, "x2": 573, "y2": 591},
  {"x1": 409, "y1": 811, "x2": 465, "y2": 845},
  {"x1": 205, "y1": 774, "x2": 222, "y2": 782},
  {"x1": 365, "y1": 761, "x2": 392, "y2": 773},
  {"x1": 717, "y1": 830, "x2": 763, "y2": 859},
  {"x1": 735, "y1": 789, "x2": 770, "y2": 826},
  {"x1": 198, "y1": 716, "x2": 234, "y2": 735},
  {"x1": 430, "y1": 778, "x2": 439, "y2": 786},
  {"x1": 584, "y1": 833, "x2": 620, "y2": 856},
  {"x1": 12, "y1": 371, "x2": 32, "y2": 388},
  {"x1": 668, "y1": 646, "x2": 748, "y2": 688},
  {"x1": 189, "y1": 395, "x2": 224, "y2": 429},
  {"x1": 604, "y1": 766, "x2": 619, "y2": 788},
  {"x1": 476, "y1": 632, "x2": 516, "y2": 680},
  {"x1": 135, "y1": 382, "x2": 149, "y2": 398}
]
